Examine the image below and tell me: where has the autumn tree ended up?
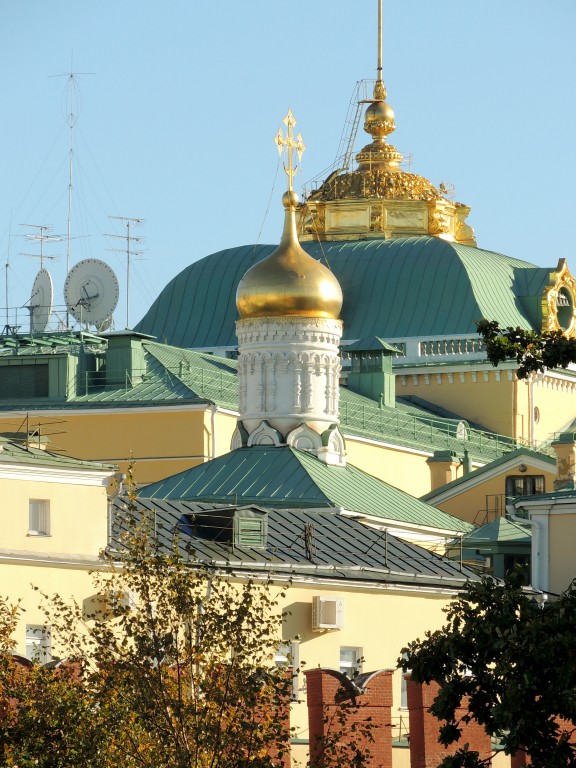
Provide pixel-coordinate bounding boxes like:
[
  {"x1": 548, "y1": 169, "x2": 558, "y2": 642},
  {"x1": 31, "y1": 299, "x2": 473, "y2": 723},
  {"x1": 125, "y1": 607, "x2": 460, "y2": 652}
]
[
  {"x1": 0, "y1": 495, "x2": 296, "y2": 768},
  {"x1": 399, "y1": 574, "x2": 576, "y2": 768}
]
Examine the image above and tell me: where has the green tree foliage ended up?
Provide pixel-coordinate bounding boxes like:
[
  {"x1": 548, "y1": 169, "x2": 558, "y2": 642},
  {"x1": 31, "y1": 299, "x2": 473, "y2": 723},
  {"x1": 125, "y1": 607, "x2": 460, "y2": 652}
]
[
  {"x1": 0, "y1": 508, "x2": 295, "y2": 768},
  {"x1": 477, "y1": 320, "x2": 576, "y2": 379},
  {"x1": 399, "y1": 574, "x2": 576, "y2": 768}
]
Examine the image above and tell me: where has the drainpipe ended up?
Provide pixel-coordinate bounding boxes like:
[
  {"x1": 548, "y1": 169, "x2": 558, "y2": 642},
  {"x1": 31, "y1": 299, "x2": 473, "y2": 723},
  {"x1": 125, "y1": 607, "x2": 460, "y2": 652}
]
[
  {"x1": 507, "y1": 504, "x2": 548, "y2": 592},
  {"x1": 210, "y1": 404, "x2": 217, "y2": 459}
]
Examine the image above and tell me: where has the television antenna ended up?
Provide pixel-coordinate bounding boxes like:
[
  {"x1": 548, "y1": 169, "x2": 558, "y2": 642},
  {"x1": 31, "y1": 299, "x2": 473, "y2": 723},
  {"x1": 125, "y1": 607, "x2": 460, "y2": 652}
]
[
  {"x1": 64, "y1": 258, "x2": 119, "y2": 329},
  {"x1": 19, "y1": 224, "x2": 61, "y2": 269},
  {"x1": 28, "y1": 268, "x2": 54, "y2": 333},
  {"x1": 105, "y1": 216, "x2": 145, "y2": 329}
]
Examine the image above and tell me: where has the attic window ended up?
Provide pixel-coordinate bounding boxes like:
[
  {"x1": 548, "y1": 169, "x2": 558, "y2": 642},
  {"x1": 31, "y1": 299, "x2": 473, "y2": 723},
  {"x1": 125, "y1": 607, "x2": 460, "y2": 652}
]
[{"x1": 234, "y1": 516, "x2": 266, "y2": 549}]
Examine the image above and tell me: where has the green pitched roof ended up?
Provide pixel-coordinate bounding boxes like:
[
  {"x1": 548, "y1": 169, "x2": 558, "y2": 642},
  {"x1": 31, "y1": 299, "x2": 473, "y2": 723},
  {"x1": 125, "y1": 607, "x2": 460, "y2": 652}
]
[
  {"x1": 140, "y1": 445, "x2": 472, "y2": 534},
  {"x1": 135, "y1": 236, "x2": 552, "y2": 347},
  {"x1": 0, "y1": 438, "x2": 114, "y2": 471},
  {"x1": 462, "y1": 517, "x2": 531, "y2": 545}
]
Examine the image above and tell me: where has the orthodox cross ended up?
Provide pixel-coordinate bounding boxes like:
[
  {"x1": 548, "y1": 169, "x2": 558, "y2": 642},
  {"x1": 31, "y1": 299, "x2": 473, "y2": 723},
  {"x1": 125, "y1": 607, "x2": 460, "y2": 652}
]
[{"x1": 274, "y1": 108, "x2": 305, "y2": 192}]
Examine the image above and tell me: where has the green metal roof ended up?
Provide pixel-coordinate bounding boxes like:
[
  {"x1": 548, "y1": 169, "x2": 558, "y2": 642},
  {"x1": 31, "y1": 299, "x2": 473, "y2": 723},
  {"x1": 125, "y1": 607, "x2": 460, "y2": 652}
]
[
  {"x1": 140, "y1": 445, "x2": 472, "y2": 534},
  {"x1": 344, "y1": 336, "x2": 401, "y2": 354},
  {"x1": 112, "y1": 498, "x2": 479, "y2": 588},
  {"x1": 135, "y1": 236, "x2": 552, "y2": 348},
  {"x1": 461, "y1": 517, "x2": 531, "y2": 545},
  {"x1": 0, "y1": 438, "x2": 114, "y2": 471},
  {"x1": 0, "y1": 331, "x2": 528, "y2": 464}
]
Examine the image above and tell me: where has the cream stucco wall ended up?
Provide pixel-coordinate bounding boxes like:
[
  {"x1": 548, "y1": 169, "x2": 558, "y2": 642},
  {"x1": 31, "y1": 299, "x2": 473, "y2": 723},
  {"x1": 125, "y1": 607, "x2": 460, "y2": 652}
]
[
  {"x1": 397, "y1": 368, "x2": 522, "y2": 439},
  {"x1": 281, "y1": 582, "x2": 454, "y2": 748},
  {"x1": 1, "y1": 476, "x2": 109, "y2": 555},
  {"x1": 430, "y1": 463, "x2": 556, "y2": 526},
  {"x1": 548, "y1": 512, "x2": 576, "y2": 594},
  {"x1": 344, "y1": 437, "x2": 432, "y2": 497},
  {"x1": 0, "y1": 408, "x2": 238, "y2": 486}
]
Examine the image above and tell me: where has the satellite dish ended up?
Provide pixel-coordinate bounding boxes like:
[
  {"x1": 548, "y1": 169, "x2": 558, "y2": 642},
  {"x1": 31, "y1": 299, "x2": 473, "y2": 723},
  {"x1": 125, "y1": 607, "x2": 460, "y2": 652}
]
[
  {"x1": 96, "y1": 315, "x2": 114, "y2": 333},
  {"x1": 64, "y1": 259, "x2": 119, "y2": 327},
  {"x1": 29, "y1": 268, "x2": 54, "y2": 332}
]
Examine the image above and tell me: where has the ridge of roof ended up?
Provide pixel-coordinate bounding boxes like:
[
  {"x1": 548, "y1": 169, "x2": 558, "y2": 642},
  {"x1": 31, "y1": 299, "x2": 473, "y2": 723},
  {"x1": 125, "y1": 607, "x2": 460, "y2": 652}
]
[{"x1": 139, "y1": 445, "x2": 472, "y2": 534}]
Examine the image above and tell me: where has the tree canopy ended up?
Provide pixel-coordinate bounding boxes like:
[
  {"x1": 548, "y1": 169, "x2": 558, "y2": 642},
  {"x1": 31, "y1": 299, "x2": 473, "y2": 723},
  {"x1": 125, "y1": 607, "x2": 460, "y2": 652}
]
[
  {"x1": 477, "y1": 320, "x2": 576, "y2": 379},
  {"x1": 0, "y1": 507, "x2": 294, "y2": 768},
  {"x1": 399, "y1": 574, "x2": 576, "y2": 768}
]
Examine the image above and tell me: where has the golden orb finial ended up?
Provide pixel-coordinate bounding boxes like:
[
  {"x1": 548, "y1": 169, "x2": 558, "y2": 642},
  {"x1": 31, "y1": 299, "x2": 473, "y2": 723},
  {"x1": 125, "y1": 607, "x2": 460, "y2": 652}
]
[{"x1": 236, "y1": 111, "x2": 342, "y2": 320}]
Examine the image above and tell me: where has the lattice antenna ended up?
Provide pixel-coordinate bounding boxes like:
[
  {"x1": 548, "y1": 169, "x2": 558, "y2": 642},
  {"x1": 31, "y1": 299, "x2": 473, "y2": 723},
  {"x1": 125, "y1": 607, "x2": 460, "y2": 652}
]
[
  {"x1": 19, "y1": 224, "x2": 61, "y2": 269},
  {"x1": 105, "y1": 216, "x2": 145, "y2": 329}
]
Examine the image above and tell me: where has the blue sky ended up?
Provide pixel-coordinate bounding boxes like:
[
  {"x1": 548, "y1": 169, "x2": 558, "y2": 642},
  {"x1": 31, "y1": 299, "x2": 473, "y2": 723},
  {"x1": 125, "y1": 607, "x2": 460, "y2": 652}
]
[{"x1": 1, "y1": 0, "x2": 574, "y2": 331}]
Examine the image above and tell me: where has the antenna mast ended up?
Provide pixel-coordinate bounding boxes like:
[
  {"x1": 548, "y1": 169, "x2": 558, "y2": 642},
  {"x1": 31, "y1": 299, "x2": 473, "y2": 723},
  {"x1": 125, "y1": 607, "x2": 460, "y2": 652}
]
[
  {"x1": 49, "y1": 66, "x2": 94, "y2": 327},
  {"x1": 105, "y1": 216, "x2": 145, "y2": 329},
  {"x1": 19, "y1": 224, "x2": 61, "y2": 269}
]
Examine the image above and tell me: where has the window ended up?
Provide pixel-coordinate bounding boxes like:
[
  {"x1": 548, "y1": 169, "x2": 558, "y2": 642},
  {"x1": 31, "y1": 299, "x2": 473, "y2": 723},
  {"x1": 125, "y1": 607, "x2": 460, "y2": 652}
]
[
  {"x1": 0, "y1": 363, "x2": 49, "y2": 399},
  {"x1": 505, "y1": 475, "x2": 545, "y2": 499},
  {"x1": 29, "y1": 499, "x2": 50, "y2": 535},
  {"x1": 275, "y1": 641, "x2": 300, "y2": 700},
  {"x1": 25, "y1": 624, "x2": 51, "y2": 662},
  {"x1": 339, "y1": 646, "x2": 362, "y2": 679}
]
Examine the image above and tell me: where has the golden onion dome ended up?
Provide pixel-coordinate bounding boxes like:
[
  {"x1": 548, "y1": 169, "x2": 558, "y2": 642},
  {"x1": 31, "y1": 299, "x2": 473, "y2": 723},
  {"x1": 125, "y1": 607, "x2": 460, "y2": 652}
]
[{"x1": 236, "y1": 190, "x2": 342, "y2": 320}]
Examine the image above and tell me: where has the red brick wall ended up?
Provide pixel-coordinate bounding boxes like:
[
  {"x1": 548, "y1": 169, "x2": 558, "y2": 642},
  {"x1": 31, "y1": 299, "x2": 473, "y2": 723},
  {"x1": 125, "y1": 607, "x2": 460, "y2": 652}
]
[
  {"x1": 305, "y1": 668, "x2": 393, "y2": 768},
  {"x1": 406, "y1": 677, "x2": 492, "y2": 768}
]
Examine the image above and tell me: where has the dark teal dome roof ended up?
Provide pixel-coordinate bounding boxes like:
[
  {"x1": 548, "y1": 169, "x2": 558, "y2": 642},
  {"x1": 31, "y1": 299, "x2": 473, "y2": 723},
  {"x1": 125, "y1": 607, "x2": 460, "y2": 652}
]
[{"x1": 134, "y1": 237, "x2": 551, "y2": 348}]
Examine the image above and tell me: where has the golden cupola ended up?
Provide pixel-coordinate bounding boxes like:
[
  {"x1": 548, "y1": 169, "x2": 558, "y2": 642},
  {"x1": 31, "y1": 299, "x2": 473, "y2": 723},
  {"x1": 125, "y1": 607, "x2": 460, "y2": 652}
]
[
  {"x1": 236, "y1": 189, "x2": 342, "y2": 320},
  {"x1": 297, "y1": 0, "x2": 476, "y2": 246},
  {"x1": 237, "y1": 108, "x2": 342, "y2": 320}
]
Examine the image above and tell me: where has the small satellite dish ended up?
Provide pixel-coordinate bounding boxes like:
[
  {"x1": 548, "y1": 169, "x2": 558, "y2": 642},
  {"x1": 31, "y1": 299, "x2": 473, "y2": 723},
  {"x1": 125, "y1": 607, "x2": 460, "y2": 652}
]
[
  {"x1": 64, "y1": 259, "x2": 119, "y2": 327},
  {"x1": 29, "y1": 268, "x2": 54, "y2": 333}
]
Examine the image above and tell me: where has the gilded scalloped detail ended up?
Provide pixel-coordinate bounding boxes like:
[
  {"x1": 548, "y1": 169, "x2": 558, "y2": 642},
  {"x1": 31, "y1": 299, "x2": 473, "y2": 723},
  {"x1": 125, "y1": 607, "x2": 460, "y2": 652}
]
[
  {"x1": 542, "y1": 259, "x2": 576, "y2": 337},
  {"x1": 308, "y1": 168, "x2": 442, "y2": 203}
]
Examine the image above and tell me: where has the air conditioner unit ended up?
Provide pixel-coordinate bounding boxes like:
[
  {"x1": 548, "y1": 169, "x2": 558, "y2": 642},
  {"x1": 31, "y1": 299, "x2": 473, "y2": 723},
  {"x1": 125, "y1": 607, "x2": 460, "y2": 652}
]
[
  {"x1": 100, "y1": 589, "x2": 134, "y2": 616},
  {"x1": 312, "y1": 596, "x2": 344, "y2": 631}
]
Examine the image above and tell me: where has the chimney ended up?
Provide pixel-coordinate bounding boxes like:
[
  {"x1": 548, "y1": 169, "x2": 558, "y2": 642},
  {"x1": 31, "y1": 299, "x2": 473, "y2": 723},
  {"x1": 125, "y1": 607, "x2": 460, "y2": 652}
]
[
  {"x1": 101, "y1": 331, "x2": 152, "y2": 387},
  {"x1": 345, "y1": 336, "x2": 400, "y2": 408},
  {"x1": 426, "y1": 450, "x2": 460, "y2": 490},
  {"x1": 551, "y1": 432, "x2": 576, "y2": 491}
]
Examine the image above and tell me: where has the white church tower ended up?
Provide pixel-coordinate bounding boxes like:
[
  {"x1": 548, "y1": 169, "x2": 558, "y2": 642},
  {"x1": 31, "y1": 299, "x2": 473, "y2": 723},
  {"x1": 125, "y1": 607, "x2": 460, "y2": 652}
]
[{"x1": 233, "y1": 110, "x2": 346, "y2": 466}]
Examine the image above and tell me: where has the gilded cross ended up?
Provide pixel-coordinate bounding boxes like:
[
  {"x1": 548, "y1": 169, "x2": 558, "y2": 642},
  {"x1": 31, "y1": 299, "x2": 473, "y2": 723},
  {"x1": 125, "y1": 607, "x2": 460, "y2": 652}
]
[{"x1": 274, "y1": 108, "x2": 305, "y2": 192}]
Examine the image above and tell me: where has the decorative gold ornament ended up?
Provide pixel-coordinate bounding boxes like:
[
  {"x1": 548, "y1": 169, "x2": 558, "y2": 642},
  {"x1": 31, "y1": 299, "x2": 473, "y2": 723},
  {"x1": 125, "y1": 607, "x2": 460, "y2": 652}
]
[
  {"x1": 542, "y1": 259, "x2": 576, "y2": 336},
  {"x1": 236, "y1": 111, "x2": 342, "y2": 320},
  {"x1": 274, "y1": 108, "x2": 305, "y2": 192}
]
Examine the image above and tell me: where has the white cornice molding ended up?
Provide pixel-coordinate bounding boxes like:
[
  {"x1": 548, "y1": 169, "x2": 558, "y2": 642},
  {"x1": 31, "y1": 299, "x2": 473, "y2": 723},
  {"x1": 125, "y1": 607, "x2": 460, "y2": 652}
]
[{"x1": 0, "y1": 463, "x2": 113, "y2": 486}]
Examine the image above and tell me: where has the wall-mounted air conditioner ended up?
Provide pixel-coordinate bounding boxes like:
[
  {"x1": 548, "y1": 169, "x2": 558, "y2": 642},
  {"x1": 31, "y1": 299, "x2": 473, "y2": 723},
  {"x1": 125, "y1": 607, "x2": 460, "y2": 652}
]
[
  {"x1": 100, "y1": 589, "x2": 134, "y2": 616},
  {"x1": 312, "y1": 595, "x2": 344, "y2": 631}
]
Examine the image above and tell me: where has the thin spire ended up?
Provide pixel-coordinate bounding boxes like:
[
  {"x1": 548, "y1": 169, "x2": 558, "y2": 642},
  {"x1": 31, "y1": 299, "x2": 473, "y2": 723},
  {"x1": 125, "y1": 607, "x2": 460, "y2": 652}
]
[{"x1": 374, "y1": 0, "x2": 387, "y2": 100}]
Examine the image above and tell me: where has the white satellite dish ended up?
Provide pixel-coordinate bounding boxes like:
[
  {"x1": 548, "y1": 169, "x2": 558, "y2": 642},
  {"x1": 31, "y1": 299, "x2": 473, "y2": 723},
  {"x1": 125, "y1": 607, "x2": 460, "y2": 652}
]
[
  {"x1": 29, "y1": 268, "x2": 54, "y2": 333},
  {"x1": 64, "y1": 258, "x2": 119, "y2": 328}
]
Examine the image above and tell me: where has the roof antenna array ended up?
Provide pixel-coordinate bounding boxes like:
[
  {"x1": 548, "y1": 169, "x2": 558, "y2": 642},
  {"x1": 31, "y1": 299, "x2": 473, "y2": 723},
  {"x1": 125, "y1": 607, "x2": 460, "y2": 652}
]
[
  {"x1": 19, "y1": 224, "x2": 60, "y2": 269},
  {"x1": 105, "y1": 216, "x2": 145, "y2": 329}
]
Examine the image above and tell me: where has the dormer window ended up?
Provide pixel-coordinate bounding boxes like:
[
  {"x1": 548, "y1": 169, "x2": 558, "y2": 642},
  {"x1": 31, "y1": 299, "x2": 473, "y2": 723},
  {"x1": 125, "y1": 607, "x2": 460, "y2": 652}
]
[{"x1": 234, "y1": 514, "x2": 266, "y2": 549}]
